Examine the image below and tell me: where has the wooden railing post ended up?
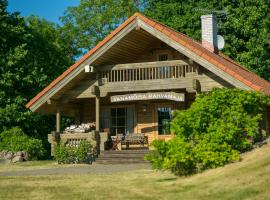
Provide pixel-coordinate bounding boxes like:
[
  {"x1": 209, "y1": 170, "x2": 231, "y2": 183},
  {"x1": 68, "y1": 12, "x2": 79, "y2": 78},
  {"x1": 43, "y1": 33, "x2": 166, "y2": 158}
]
[
  {"x1": 95, "y1": 96, "x2": 100, "y2": 131},
  {"x1": 95, "y1": 71, "x2": 101, "y2": 132}
]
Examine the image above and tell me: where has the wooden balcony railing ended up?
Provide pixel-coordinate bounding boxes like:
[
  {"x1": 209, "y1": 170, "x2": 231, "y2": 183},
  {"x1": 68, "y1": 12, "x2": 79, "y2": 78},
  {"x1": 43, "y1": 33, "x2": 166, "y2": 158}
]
[{"x1": 99, "y1": 60, "x2": 197, "y2": 83}]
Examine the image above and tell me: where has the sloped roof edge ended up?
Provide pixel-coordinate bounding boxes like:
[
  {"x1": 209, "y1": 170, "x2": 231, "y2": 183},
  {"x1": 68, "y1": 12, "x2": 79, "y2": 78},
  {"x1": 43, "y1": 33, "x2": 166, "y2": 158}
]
[{"x1": 26, "y1": 12, "x2": 270, "y2": 109}]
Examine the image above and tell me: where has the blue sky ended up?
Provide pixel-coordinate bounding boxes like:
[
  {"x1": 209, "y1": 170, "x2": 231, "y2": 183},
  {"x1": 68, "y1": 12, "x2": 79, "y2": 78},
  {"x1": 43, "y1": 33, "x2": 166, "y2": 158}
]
[{"x1": 7, "y1": 0, "x2": 80, "y2": 24}]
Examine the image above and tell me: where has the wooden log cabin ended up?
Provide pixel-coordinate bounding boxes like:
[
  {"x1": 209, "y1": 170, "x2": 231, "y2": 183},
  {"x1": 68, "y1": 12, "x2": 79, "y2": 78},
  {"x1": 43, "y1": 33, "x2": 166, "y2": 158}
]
[{"x1": 26, "y1": 13, "x2": 270, "y2": 152}]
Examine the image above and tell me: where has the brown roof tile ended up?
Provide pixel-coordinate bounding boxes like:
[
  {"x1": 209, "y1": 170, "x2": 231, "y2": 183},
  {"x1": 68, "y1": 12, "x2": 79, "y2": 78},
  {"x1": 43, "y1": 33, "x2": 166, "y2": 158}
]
[{"x1": 26, "y1": 12, "x2": 270, "y2": 109}]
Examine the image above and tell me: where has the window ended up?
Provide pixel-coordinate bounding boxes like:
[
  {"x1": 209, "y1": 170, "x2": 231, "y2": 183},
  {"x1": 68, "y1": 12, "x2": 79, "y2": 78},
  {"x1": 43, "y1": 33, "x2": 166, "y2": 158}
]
[
  {"x1": 158, "y1": 54, "x2": 169, "y2": 78},
  {"x1": 158, "y1": 54, "x2": 168, "y2": 61},
  {"x1": 157, "y1": 107, "x2": 172, "y2": 135},
  {"x1": 110, "y1": 107, "x2": 134, "y2": 136}
]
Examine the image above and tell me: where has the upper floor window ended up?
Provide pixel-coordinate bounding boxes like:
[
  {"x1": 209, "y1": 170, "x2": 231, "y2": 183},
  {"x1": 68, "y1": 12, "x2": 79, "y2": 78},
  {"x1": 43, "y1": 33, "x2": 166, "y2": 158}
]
[
  {"x1": 158, "y1": 54, "x2": 168, "y2": 61},
  {"x1": 158, "y1": 54, "x2": 169, "y2": 77}
]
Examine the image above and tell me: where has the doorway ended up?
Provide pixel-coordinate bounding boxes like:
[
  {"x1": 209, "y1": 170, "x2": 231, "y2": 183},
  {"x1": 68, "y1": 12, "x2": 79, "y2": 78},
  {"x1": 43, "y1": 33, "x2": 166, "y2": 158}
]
[
  {"x1": 101, "y1": 106, "x2": 134, "y2": 136},
  {"x1": 155, "y1": 103, "x2": 172, "y2": 135}
]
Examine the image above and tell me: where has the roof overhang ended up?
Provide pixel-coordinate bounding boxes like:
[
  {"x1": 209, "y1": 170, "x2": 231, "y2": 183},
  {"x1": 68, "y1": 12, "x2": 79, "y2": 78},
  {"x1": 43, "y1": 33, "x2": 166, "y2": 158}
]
[
  {"x1": 26, "y1": 13, "x2": 270, "y2": 112},
  {"x1": 27, "y1": 16, "x2": 139, "y2": 112}
]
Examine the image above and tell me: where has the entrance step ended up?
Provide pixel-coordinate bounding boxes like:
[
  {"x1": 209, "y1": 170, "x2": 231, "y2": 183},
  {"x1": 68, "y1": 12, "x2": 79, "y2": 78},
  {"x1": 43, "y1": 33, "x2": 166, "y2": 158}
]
[{"x1": 95, "y1": 150, "x2": 150, "y2": 165}]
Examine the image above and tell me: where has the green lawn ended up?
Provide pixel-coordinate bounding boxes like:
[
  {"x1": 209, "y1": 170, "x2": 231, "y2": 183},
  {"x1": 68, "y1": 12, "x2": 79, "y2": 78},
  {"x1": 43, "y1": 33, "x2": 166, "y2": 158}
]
[
  {"x1": 0, "y1": 160, "x2": 88, "y2": 172},
  {"x1": 1, "y1": 143, "x2": 270, "y2": 200}
]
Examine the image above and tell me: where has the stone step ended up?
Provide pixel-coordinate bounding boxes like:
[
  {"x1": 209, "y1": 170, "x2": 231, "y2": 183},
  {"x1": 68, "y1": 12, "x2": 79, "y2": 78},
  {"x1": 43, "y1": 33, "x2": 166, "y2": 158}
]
[
  {"x1": 99, "y1": 154, "x2": 146, "y2": 158},
  {"x1": 95, "y1": 150, "x2": 150, "y2": 165},
  {"x1": 102, "y1": 150, "x2": 150, "y2": 155},
  {"x1": 97, "y1": 157, "x2": 145, "y2": 161},
  {"x1": 95, "y1": 159, "x2": 149, "y2": 165}
]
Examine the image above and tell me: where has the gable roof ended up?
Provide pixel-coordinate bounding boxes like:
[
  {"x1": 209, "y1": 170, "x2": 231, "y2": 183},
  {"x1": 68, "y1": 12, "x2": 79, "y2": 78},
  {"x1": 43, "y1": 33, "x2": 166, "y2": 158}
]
[{"x1": 26, "y1": 12, "x2": 270, "y2": 109}]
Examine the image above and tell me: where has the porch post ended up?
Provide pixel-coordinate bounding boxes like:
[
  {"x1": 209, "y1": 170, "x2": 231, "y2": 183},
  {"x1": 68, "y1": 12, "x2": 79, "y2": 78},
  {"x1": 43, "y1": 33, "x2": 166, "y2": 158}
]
[
  {"x1": 95, "y1": 96, "x2": 100, "y2": 131},
  {"x1": 56, "y1": 107, "x2": 61, "y2": 132}
]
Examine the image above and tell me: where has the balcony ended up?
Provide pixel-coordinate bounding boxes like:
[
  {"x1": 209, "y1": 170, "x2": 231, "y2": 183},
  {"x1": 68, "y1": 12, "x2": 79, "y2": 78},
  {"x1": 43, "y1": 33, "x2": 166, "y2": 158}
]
[
  {"x1": 98, "y1": 60, "x2": 198, "y2": 93},
  {"x1": 99, "y1": 60, "x2": 197, "y2": 83}
]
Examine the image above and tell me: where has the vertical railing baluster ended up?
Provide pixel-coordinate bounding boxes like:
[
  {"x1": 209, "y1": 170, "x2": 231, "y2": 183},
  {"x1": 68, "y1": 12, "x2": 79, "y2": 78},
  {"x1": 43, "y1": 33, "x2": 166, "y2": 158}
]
[
  {"x1": 120, "y1": 69, "x2": 122, "y2": 82},
  {"x1": 110, "y1": 70, "x2": 112, "y2": 82}
]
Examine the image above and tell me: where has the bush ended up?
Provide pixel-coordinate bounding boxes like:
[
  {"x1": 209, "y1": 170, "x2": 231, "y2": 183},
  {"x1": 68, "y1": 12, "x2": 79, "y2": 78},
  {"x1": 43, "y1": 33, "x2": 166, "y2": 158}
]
[
  {"x1": 146, "y1": 138, "x2": 196, "y2": 176},
  {"x1": 54, "y1": 141, "x2": 94, "y2": 164},
  {"x1": 0, "y1": 127, "x2": 45, "y2": 160},
  {"x1": 146, "y1": 89, "x2": 270, "y2": 176}
]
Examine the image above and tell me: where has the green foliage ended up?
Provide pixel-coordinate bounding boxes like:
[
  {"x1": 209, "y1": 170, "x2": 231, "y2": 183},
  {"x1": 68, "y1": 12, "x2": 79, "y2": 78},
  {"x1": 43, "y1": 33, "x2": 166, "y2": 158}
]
[
  {"x1": 1, "y1": 0, "x2": 270, "y2": 162},
  {"x1": 146, "y1": 138, "x2": 196, "y2": 176},
  {"x1": 145, "y1": 140, "x2": 168, "y2": 170},
  {"x1": 53, "y1": 143, "x2": 74, "y2": 164},
  {"x1": 54, "y1": 141, "x2": 94, "y2": 164},
  {"x1": 76, "y1": 140, "x2": 94, "y2": 163},
  {"x1": 60, "y1": 0, "x2": 145, "y2": 56},
  {"x1": 144, "y1": 0, "x2": 270, "y2": 82},
  {"x1": 0, "y1": 1, "x2": 74, "y2": 156},
  {"x1": 0, "y1": 127, "x2": 45, "y2": 160},
  {"x1": 60, "y1": 0, "x2": 270, "y2": 80},
  {"x1": 146, "y1": 89, "x2": 270, "y2": 175}
]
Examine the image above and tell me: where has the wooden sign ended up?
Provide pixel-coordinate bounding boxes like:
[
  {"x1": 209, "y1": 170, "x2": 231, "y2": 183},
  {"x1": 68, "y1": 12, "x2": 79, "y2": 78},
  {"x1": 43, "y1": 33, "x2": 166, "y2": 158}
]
[{"x1": 111, "y1": 92, "x2": 185, "y2": 102}]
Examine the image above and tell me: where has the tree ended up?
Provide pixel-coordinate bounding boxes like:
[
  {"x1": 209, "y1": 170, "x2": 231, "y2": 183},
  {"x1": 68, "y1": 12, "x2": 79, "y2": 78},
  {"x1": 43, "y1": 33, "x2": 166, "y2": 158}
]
[
  {"x1": 144, "y1": 0, "x2": 270, "y2": 81},
  {"x1": 61, "y1": 0, "x2": 269, "y2": 80},
  {"x1": 0, "y1": 1, "x2": 73, "y2": 152},
  {"x1": 60, "y1": 0, "x2": 145, "y2": 56}
]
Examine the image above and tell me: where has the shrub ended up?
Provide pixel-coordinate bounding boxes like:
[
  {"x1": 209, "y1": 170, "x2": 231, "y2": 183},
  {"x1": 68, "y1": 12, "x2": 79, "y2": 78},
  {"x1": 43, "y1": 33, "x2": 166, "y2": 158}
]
[
  {"x1": 54, "y1": 140, "x2": 94, "y2": 164},
  {"x1": 0, "y1": 127, "x2": 45, "y2": 160},
  {"x1": 146, "y1": 137, "x2": 196, "y2": 176},
  {"x1": 147, "y1": 89, "x2": 270, "y2": 176},
  {"x1": 53, "y1": 143, "x2": 75, "y2": 164}
]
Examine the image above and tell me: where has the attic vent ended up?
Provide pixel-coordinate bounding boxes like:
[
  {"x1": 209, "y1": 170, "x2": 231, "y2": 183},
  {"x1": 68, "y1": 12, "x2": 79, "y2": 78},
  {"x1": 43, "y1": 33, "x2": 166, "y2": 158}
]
[{"x1": 160, "y1": 42, "x2": 166, "y2": 48}]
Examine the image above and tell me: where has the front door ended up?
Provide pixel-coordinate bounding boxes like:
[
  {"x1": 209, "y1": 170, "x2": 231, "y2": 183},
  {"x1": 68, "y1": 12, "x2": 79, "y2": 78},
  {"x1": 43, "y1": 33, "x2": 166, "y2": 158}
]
[{"x1": 155, "y1": 103, "x2": 172, "y2": 136}]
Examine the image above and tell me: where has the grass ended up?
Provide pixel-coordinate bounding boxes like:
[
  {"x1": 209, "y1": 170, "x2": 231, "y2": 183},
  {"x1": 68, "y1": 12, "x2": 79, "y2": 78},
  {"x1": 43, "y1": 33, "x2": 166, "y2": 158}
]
[
  {"x1": 1, "y1": 143, "x2": 270, "y2": 200},
  {"x1": 0, "y1": 160, "x2": 89, "y2": 172}
]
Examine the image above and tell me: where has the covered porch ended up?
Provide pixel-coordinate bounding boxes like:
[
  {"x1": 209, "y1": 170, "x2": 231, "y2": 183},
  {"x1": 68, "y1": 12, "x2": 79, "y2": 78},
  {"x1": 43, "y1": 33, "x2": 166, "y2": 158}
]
[
  {"x1": 45, "y1": 59, "x2": 202, "y2": 153},
  {"x1": 48, "y1": 89, "x2": 195, "y2": 153}
]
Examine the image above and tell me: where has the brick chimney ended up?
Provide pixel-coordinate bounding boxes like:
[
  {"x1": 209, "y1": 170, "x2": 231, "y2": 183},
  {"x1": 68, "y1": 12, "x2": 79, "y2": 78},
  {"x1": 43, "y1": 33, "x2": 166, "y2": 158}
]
[{"x1": 201, "y1": 14, "x2": 218, "y2": 53}]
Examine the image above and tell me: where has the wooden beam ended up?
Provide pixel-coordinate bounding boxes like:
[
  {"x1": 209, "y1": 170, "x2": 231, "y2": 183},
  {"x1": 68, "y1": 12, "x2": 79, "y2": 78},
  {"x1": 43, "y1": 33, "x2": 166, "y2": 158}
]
[
  {"x1": 95, "y1": 96, "x2": 100, "y2": 131},
  {"x1": 29, "y1": 20, "x2": 138, "y2": 112},
  {"x1": 137, "y1": 19, "x2": 252, "y2": 91},
  {"x1": 56, "y1": 106, "x2": 61, "y2": 132},
  {"x1": 99, "y1": 60, "x2": 188, "y2": 71}
]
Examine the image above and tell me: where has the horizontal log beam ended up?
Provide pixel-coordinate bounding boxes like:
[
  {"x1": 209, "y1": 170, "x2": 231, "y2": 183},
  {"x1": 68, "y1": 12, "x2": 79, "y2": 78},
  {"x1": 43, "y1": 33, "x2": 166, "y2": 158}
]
[{"x1": 99, "y1": 60, "x2": 188, "y2": 71}]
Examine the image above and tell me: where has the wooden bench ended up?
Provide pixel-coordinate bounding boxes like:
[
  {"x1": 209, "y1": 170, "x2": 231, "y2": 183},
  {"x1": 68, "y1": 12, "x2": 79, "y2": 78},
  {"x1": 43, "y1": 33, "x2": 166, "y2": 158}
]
[{"x1": 122, "y1": 133, "x2": 148, "y2": 148}]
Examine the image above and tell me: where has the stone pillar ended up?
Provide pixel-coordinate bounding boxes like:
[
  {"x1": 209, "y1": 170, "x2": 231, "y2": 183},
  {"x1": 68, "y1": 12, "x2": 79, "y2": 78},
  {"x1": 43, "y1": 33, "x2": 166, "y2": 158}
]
[
  {"x1": 95, "y1": 96, "x2": 100, "y2": 131},
  {"x1": 56, "y1": 107, "x2": 61, "y2": 132}
]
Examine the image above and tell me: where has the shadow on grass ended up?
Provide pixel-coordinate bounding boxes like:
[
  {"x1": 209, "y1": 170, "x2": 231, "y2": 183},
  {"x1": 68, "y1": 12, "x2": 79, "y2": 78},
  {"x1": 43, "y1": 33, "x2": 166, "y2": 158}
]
[{"x1": 157, "y1": 177, "x2": 177, "y2": 182}]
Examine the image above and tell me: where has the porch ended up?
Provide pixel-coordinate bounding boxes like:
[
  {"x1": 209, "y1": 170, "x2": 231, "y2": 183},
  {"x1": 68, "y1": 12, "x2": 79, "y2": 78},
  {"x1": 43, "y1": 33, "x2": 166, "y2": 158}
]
[{"x1": 46, "y1": 59, "x2": 201, "y2": 154}]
